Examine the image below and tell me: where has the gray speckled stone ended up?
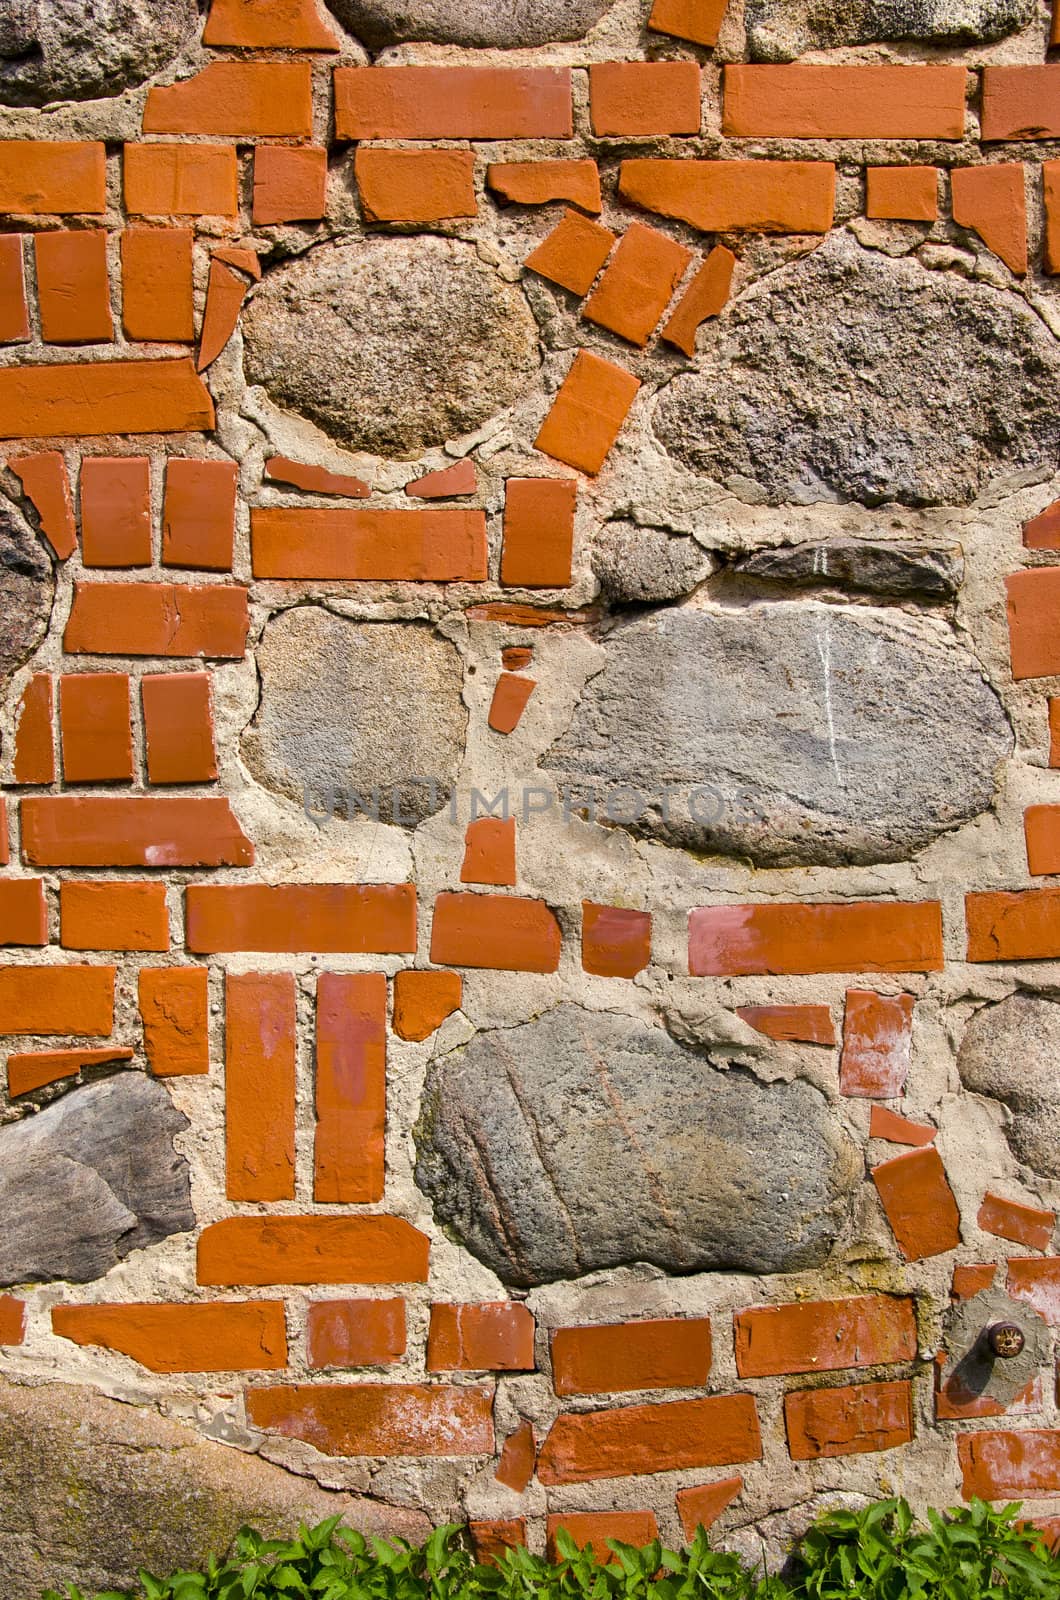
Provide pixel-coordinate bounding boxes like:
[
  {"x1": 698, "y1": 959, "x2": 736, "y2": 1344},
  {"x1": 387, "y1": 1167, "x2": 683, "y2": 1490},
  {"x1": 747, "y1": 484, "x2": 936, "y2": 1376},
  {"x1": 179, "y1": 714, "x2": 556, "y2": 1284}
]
[
  {"x1": 325, "y1": 0, "x2": 612, "y2": 48},
  {"x1": 592, "y1": 522, "x2": 714, "y2": 605},
  {"x1": 0, "y1": 497, "x2": 53, "y2": 680},
  {"x1": 747, "y1": 0, "x2": 1033, "y2": 59},
  {"x1": 735, "y1": 539, "x2": 964, "y2": 602},
  {"x1": 958, "y1": 994, "x2": 1060, "y2": 1179},
  {"x1": 0, "y1": 0, "x2": 198, "y2": 107}
]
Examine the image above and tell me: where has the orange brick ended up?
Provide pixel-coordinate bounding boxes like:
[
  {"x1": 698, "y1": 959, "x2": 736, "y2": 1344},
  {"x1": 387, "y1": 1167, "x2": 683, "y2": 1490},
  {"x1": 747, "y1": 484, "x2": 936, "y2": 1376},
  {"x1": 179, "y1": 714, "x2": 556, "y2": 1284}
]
[
  {"x1": 264, "y1": 456, "x2": 369, "y2": 497},
  {"x1": 315, "y1": 972, "x2": 386, "y2": 1204},
  {"x1": 471, "y1": 1521, "x2": 527, "y2": 1565},
  {"x1": 552, "y1": 1318, "x2": 710, "y2": 1396},
  {"x1": 952, "y1": 164, "x2": 1027, "y2": 275},
  {"x1": 839, "y1": 990, "x2": 915, "y2": 1098},
  {"x1": 967, "y1": 887, "x2": 1060, "y2": 961},
  {"x1": 0, "y1": 799, "x2": 9, "y2": 865},
  {"x1": 488, "y1": 673, "x2": 536, "y2": 734},
  {"x1": 954, "y1": 1264, "x2": 998, "y2": 1301},
  {"x1": 535, "y1": 351, "x2": 641, "y2": 476},
  {"x1": 546, "y1": 1513, "x2": 659, "y2": 1561},
  {"x1": 334, "y1": 65, "x2": 572, "y2": 141},
  {"x1": 982, "y1": 67, "x2": 1060, "y2": 140},
  {"x1": 35, "y1": 231, "x2": 112, "y2": 345},
  {"x1": 392, "y1": 970, "x2": 462, "y2": 1041},
  {"x1": 0, "y1": 142, "x2": 106, "y2": 216},
  {"x1": 161, "y1": 459, "x2": 237, "y2": 573},
  {"x1": 581, "y1": 903, "x2": 651, "y2": 979},
  {"x1": 501, "y1": 478, "x2": 577, "y2": 589},
  {"x1": 12, "y1": 674, "x2": 55, "y2": 785},
  {"x1": 427, "y1": 1303, "x2": 535, "y2": 1373},
  {"x1": 21, "y1": 796, "x2": 253, "y2": 868},
  {"x1": 1051, "y1": 699, "x2": 1060, "y2": 765},
  {"x1": 869, "y1": 1106, "x2": 937, "y2": 1147},
  {"x1": 488, "y1": 160, "x2": 601, "y2": 213},
  {"x1": 59, "y1": 673, "x2": 133, "y2": 783},
  {"x1": 186, "y1": 883, "x2": 415, "y2": 954},
  {"x1": 64, "y1": 582, "x2": 248, "y2": 658},
  {"x1": 225, "y1": 972, "x2": 296, "y2": 1202},
  {"x1": 583, "y1": 221, "x2": 691, "y2": 347},
  {"x1": 8, "y1": 1046, "x2": 134, "y2": 1098},
  {"x1": 253, "y1": 145, "x2": 328, "y2": 225},
  {"x1": 0, "y1": 359, "x2": 213, "y2": 440},
  {"x1": 690, "y1": 901, "x2": 943, "y2": 977},
  {"x1": 0, "y1": 965, "x2": 114, "y2": 1036},
  {"x1": 723, "y1": 65, "x2": 966, "y2": 139},
  {"x1": 123, "y1": 143, "x2": 238, "y2": 217},
  {"x1": 406, "y1": 459, "x2": 477, "y2": 499},
  {"x1": 502, "y1": 647, "x2": 533, "y2": 671},
  {"x1": 80, "y1": 457, "x2": 152, "y2": 568},
  {"x1": 662, "y1": 245, "x2": 735, "y2": 358},
  {"x1": 355, "y1": 148, "x2": 476, "y2": 224},
  {"x1": 866, "y1": 166, "x2": 938, "y2": 222},
  {"x1": 120, "y1": 229, "x2": 195, "y2": 343},
  {"x1": 0, "y1": 1298, "x2": 26, "y2": 1344},
  {"x1": 431, "y1": 892, "x2": 560, "y2": 973},
  {"x1": 251, "y1": 507, "x2": 488, "y2": 581},
  {"x1": 10, "y1": 453, "x2": 76, "y2": 559},
  {"x1": 144, "y1": 62, "x2": 313, "y2": 138},
  {"x1": 496, "y1": 1420, "x2": 536, "y2": 1492},
  {"x1": 197, "y1": 259, "x2": 248, "y2": 373},
  {"x1": 52, "y1": 1301, "x2": 288, "y2": 1373},
  {"x1": 979, "y1": 1192, "x2": 1054, "y2": 1251},
  {"x1": 872, "y1": 1147, "x2": 962, "y2": 1260},
  {"x1": 139, "y1": 967, "x2": 210, "y2": 1077},
  {"x1": 959, "y1": 1430, "x2": 1060, "y2": 1500},
  {"x1": 525, "y1": 210, "x2": 615, "y2": 296},
  {"x1": 938, "y1": 1362, "x2": 1040, "y2": 1422},
  {"x1": 0, "y1": 235, "x2": 28, "y2": 343},
  {"x1": 785, "y1": 1380, "x2": 913, "y2": 1461},
  {"x1": 676, "y1": 1478, "x2": 743, "y2": 1540},
  {"x1": 60, "y1": 881, "x2": 168, "y2": 952},
  {"x1": 649, "y1": 0, "x2": 729, "y2": 45},
  {"x1": 0, "y1": 879, "x2": 47, "y2": 947},
  {"x1": 461, "y1": 818, "x2": 516, "y2": 887},
  {"x1": 1045, "y1": 162, "x2": 1060, "y2": 274},
  {"x1": 246, "y1": 1382, "x2": 494, "y2": 1456},
  {"x1": 735, "y1": 1295, "x2": 916, "y2": 1379},
  {"x1": 736, "y1": 1005, "x2": 835, "y2": 1045},
  {"x1": 1025, "y1": 498, "x2": 1060, "y2": 548},
  {"x1": 307, "y1": 1298, "x2": 406, "y2": 1368},
  {"x1": 1008, "y1": 1258, "x2": 1060, "y2": 1324},
  {"x1": 204, "y1": 0, "x2": 340, "y2": 48},
  {"x1": 589, "y1": 61, "x2": 701, "y2": 137},
  {"x1": 142, "y1": 673, "x2": 217, "y2": 784},
  {"x1": 1026, "y1": 805, "x2": 1060, "y2": 875},
  {"x1": 538, "y1": 1394, "x2": 761, "y2": 1484}
]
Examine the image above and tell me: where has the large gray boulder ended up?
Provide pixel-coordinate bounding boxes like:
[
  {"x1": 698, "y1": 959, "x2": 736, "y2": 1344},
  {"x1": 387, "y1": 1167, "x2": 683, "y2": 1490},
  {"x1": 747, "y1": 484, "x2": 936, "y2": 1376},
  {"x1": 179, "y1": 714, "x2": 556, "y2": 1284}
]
[
  {"x1": 0, "y1": 1076, "x2": 194, "y2": 1286},
  {"x1": 0, "y1": 0, "x2": 198, "y2": 107},
  {"x1": 326, "y1": 0, "x2": 612, "y2": 47},
  {"x1": 0, "y1": 496, "x2": 52, "y2": 680},
  {"x1": 654, "y1": 234, "x2": 1060, "y2": 508},
  {"x1": 244, "y1": 238, "x2": 539, "y2": 460},
  {"x1": 958, "y1": 994, "x2": 1060, "y2": 1179},
  {"x1": 544, "y1": 602, "x2": 1010, "y2": 868},
  {"x1": 415, "y1": 1005, "x2": 860, "y2": 1287},
  {"x1": 748, "y1": 0, "x2": 1033, "y2": 59}
]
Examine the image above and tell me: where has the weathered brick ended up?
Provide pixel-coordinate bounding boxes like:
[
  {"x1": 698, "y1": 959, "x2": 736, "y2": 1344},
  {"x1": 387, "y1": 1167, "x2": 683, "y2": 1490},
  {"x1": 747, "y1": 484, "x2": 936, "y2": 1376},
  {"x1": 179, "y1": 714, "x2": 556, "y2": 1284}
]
[
  {"x1": 34, "y1": 231, "x2": 112, "y2": 345},
  {"x1": 839, "y1": 990, "x2": 915, "y2": 1099},
  {"x1": 501, "y1": 478, "x2": 577, "y2": 588},
  {"x1": 734, "y1": 1295, "x2": 917, "y2": 1379},
  {"x1": 1008, "y1": 1259, "x2": 1060, "y2": 1324},
  {"x1": 406, "y1": 459, "x2": 477, "y2": 499},
  {"x1": 139, "y1": 967, "x2": 210, "y2": 1077},
  {"x1": 0, "y1": 1298, "x2": 26, "y2": 1344},
  {"x1": 0, "y1": 142, "x2": 106, "y2": 216},
  {"x1": 307, "y1": 1299, "x2": 406, "y2": 1368},
  {"x1": 676, "y1": 1479, "x2": 743, "y2": 1540},
  {"x1": 142, "y1": 673, "x2": 217, "y2": 784},
  {"x1": 0, "y1": 965, "x2": 114, "y2": 1036},
  {"x1": 264, "y1": 456, "x2": 369, "y2": 497},
  {"x1": 13, "y1": 674, "x2": 55, "y2": 785},
  {"x1": 978, "y1": 1192, "x2": 1055, "y2": 1251},
  {"x1": 427, "y1": 1303, "x2": 535, "y2": 1373},
  {"x1": 1045, "y1": 163, "x2": 1060, "y2": 276},
  {"x1": 355, "y1": 148, "x2": 477, "y2": 224},
  {"x1": 966, "y1": 887, "x2": 1060, "y2": 962},
  {"x1": 60, "y1": 881, "x2": 169, "y2": 952},
  {"x1": 8, "y1": 1046, "x2": 133, "y2": 1097},
  {"x1": 52, "y1": 1301, "x2": 288, "y2": 1373},
  {"x1": 488, "y1": 673, "x2": 536, "y2": 734},
  {"x1": 430, "y1": 892, "x2": 561, "y2": 973},
  {"x1": 0, "y1": 359, "x2": 213, "y2": 439},
  {"x1": 524, "y1": 210, "x2": 615, "y2": 296},
  {"x1": 583, "y1": 221, "x2": 692, "y2": 348},
  {"x1": 80, "y1": 458, "x2": 152, "y2": 568},
  {"x1": 120, "y1": 229, "x2": 195, "y2": 343},
  {"x1": 10, "y1": 453, "x2": 76, "y2": 559},
  {"x1": 936, "y1": 1357, "x2": 1041, "y2": 1421},
  {"x1": 959, "y1": 1430, "x2": 1060, "y2": 1500},
  {"x1": 785, "y1": 1380, "x2": 914, "y2": 1460},
  {"x1": 866, "y1": 166, "x2": 938, "y2": 222},
  {"x1": 144, "y1": 62, "x2": 313, "y2": 138},
  {"x1": 872, "y1": 1147, "x2": 962, "y2": 1260},
  {"x1": 546, "y1": 1513, "x2": 660, "y2": 1561},
  {"x1": 315, "y1": 972, "x2": 386, "y2": 1204},
  {"x1": 186, "y1": 883, "x2": 415, "y2": 954},
  {"x1": 982, "y1": 67, "x2": 1060, "y2": 140},
  {"x1": 0, "y1": 879, "x2": 47, "y2": 947},
  {"x1": 496, "y1": 1420, "x2": 536, "y2": 1492},
  {"x1": 488, "y1": 160, "x2": 601, "y2": 213},
  {"x1": 197, "y1": 260, "x2": 248, "y2": 373},
  {"x1": 392, "y1": 970, "x2": 462, "y2": 1041},
  {"x1": 1051, "y1": 699, "x2": 1060, "y2": 766},
  {"x1": 58, "y1": 673, "x2": 133, "y2": 782},
  {"x1": 661, "y1": 245, "x2": 736, "y2": 358},
  {"x1": 0, "y1": 799, "x2": 9, "y2": 866},
  {"x1": 470, "y1": 1522, "x2": 527, "y2": 1565},
  {"x1": 581, "y1": 903, "x2": 652, "y2": 979},
  {"x1": 1025, "y1": 806, "x2": 1060, "y2": 875},
  {"x1": 64, "y1": 582, "x2": 248, "y2": 658},
  {"x1": 735, "y1": 1005, "x2": 835, "y2": 1045},
  {"x1": 537, "y1": 1395, "x2": 762, "y2": 1484},
  {"x1": 952, "y1": 164, "x2": 1027, "y2": 275},
  {"x1": 226, "y1": 973, "x2": 296, "y2": 1203},
  {"x1": 253, "y1": 145, "x2": 328, "y2": 225},
  {"x1": 461, "y1": 818, "x2": 516, "y2": 887},
  {"x1": 0, "y1": 235, "x2": 28, "y2": 343},
  {"x1": 953, "y1": 1264, "x2": 998, "y2": 1301},
  {"x1": 161, "y1": 458, "x2": 238, "y2": 573},
  {"x1": 1024, "y1": 496, "x2": 1060, "y2": 548},
  {"x1": 552, "y1": 1317, "x2": 711, "y2": 1395},
  {"x1": 251, "y1": 507, "x2": 487, "y2": 581},
  {"x1": 723, "y1": 65, "x2": 966, "y2": 139},
  {"x1": 648, "y1": 0, "x2": 729, "y2": 46},
  {"x1": 535, "y1": 351, "x2": 641, "y2": 476},
  {"x1": 869, "y1": 1106, "x2": 937, "y2": 1147},
  {"x1": 124, "y1": 143, "x2": 238, "y2": 217},
  {"x1": 203, "y1": 0, "x2": 340, "y2": 48},
  {"x1": 690, "y1": 902, "x2": 944, "y2": 976},
  {"x1": 22, "y1": 796, "x2": 253, "y2": 868},
  {"x1": 1007, "y1": 568, "x2": 1060, "y2": 679},
  {"x1": 199, "y1": 1216, "x2": 430, "y2": 1285},
  {"x1": 589, "y1": 61, "x2": 701, "y2": 137},
  {"x1": 246, "y1": 1382, "x2": 494, "y2": 1457},
  {"x1": 334, "y1": 65, "x2": 573, "y2": 141}
]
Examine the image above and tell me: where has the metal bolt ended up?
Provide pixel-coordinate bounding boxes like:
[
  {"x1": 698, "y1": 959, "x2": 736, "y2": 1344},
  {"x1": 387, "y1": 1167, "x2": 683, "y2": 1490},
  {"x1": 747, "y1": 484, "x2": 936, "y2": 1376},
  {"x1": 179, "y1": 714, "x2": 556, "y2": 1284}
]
[{"x1": 986, "y1": 1322, "x2": 1026, "y2": 1359}]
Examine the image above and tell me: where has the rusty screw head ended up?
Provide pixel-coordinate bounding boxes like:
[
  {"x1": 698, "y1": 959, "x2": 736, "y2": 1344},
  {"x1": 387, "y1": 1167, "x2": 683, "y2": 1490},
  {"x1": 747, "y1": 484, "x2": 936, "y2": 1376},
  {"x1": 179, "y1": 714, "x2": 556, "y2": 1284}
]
[{"x1": 986, "y1": 1322, "x2": 1026, "y2": 1359}]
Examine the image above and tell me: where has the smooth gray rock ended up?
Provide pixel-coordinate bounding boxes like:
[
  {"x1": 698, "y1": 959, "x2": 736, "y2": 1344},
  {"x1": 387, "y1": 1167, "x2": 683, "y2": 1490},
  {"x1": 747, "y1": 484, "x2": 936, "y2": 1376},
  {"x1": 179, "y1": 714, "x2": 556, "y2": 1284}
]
[
  {"x1": 958, "y1": 994, "x2": 1060, "y2": 1179},
  {"x1": 735, "y1": 539, "x2": 963, "y2": 602},
  {"x1": 593, "y1": 521, "x2": 714, "y2": 605},
  {"x1": 243, "y1": 607, "x2": 465, "y2": 827},
  {"x1": 0, "y1": 1377, "x2": 429, "y2": 1600},
  {"x1": 415, "y1": 1005, "x2": 860, "y2": 1287},
  {"x1": 326, "y1": 0, "x2": 612, "y2": 47},
  {"x1": 0, "y1": 1076, "x2": 194, "y2": 1286},
  {"x1": 0, "y1": 0, "x2": 197, "y2": 107},
  {"x1": 0, "y1": 497, "x2": 53, "y2": 679},
  {"x1": 748, "y1": 0, "x2": 1033, "y2": 59},
  {"x1": 543, "y1": 602, "x2": 1011, "y2": 868},
  {"x1": 654, "y1": 234, "x2": 1060, "y2": 508},
  {"x1": 244, "y1": 238, "x2": 539, "y2": 460}
]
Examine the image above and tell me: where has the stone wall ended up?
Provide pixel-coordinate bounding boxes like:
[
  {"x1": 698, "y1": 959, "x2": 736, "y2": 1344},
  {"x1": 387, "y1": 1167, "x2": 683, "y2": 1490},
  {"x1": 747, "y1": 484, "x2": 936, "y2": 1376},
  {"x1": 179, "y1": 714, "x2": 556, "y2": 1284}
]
[{"x1": 2, "y1": 0, "x2": 1060, "y2": 1591}]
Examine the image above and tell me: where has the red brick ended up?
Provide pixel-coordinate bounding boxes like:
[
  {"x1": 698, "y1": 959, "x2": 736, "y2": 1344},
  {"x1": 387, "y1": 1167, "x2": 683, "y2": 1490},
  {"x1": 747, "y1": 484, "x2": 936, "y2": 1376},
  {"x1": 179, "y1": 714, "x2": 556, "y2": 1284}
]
[
  {"x1": 872, "y1": 1147, "x2": 962, "y2": 1260},
  {"x1": 583, "y1": 221, "x2": 691, "y2": 348},
  {"x1": 0, "y1": 965, "x2": 114, "y2": 1036},
  {"x1": 120, "y1": 229, "x2": 195, "y2": 343},
  {"x1": 0, "y1": 358, "x2": 213, "y2": 440},
  {"x1": 0, "y1": 799, "x2": 8, "y2": 865},
  {"x1": 535, "y1": 351, "x2": 641, "y2": 476},
  {"x1": 356, "y1": 147, "x2": 476, "y2": 224},
  {"x1": 869, "y1": 1106, "x2": 937, "y2": 1147},
  {"x1": 502, "y1": 647, "x2": 533, "y2": 671},
  {"x1": 662, "y1": 245, "x2": 736, "y2": 358},
  {"x1": 253, "y1": 145, "x2": 328, "y2": 225},
  {"x1": 60, "y1": 881, "x2": 168, "y2": 952},
  {"x1": 934, "y1": 1354, "x2": 1039, "y2": 1422},
  {"x1": 197, "y1": 260, "x2": 248, "y2": 373},
  {"x1": 8, "y1": 1048, "x2": 132, "y2": 1098},
  {"x1": 959, "y1": 1430, "x2": 1060, "y2": 1499},
  {"x1": 59, "y1": 674, "x2": 133, "y2": 783},
  {"x1": 139, "y1": 967, "x2": 210, "y2": 1077},
  {"x1": 488, "y1": 160, "x2": 601, "y2": 213},
  {"x1": 538, "y1": 1394, "x2": 761, "y2": 1484},
  {"x1": 978, "y1": 1192, "x2": 1054, "y2": 1251},
  {"x1": 736, "y1": 1005, "x2": 835, "y2": 1045},
  {"x1": 52, "y1": 1301, "x2": 288, "y2": 1373},
  {"x1": 648, "y1": 0, "x2": 729, "y2": 46},
  {"x1": 21, "y1": 796, "x2": 253, "y2": 868},
  {"x1": 1050, "y1": 698, "x2": 1060, "y2": 765},
  {"x1": 225, "y1": 972, "x2": 296, "y2": 1203},
  {"x1": 315, "y1": 972, "x2": 386, "y2": 1204},
  {"x1": 35, "y1": 231, "x2": 112, "y2": 345},
  {"x1": 953, "y1": 1263, "x2": 998, "y2": 1301},
  {"x1": 1025, "y1": 806, "x2": 1060, "y2": 875},
  {"x1": 199, "y1": 1216, "x2": 430, "y2": 1286},
  {"x1": 734, "y1": 1295, "x2": 916, "y2": 1379},
  {"x1": 186, "y1": 884, "x2": 415, "y2": 954},
  {"x1": 468, "y1": 603, "x2": 575, "y2": 627},
  {"x1": 428, "y1": 1303, "x2": 536, "y2": 1372},
  {"x1": 0, "y1": 1298, "x2": 26, "y2": 1344},
  {"x1": 582, "y1": 903, "x2": 651, "y2": 979},
  {"x1": 982, "y1": 67, "x2": 1060, "y2": 140},
  {"x1": 470, "y1": 1522, "x2": 526, "y2": 1565},
  {"x1": 264, "y1": 456, "x2": 369, "y2": 497},
  {"x1": 12, "y1": 675, "x2": 55, "y2": 785},
  {"x1": 621, "y1": 158, "x2": 835, "y2": 235},
  {"x1": 690, "y1": 902, "x2": 943, "y2": 977},
  {"x1": 161, "y1": 458, "x2": 237, "y2": 573},
  {"x1": 1007, "y1": 566, "x2": 1060, "y2": 679},
  {"x1": 723, "y1": 65, "x2": 966, "y2": 139},
  {"x1": 552, "y1": 1318, "x2": 711, "y2": 1396},
  {"x1": 488, "y1": 673, "x2": 536, "y2": 734},
  {"x1": 0, "y1": 235, "x2": 28, "y2": 343},
  {"x1": 1024, "y1": 497, "x2": 1060, "y2": 548},
  {"x1": 0, "y1": 142, "x2": 106, "y2": 216},
  {"x1": 64, "y1": 582, "x2": 248, "y2": 658},
  {"x1": 431, "y1": 892, "x2": 560, "y2": 973},
  {"x1": 80, "y1": 457, "x2": 152, "y2": 568},
  {"x1": 676, "y1": 1479, "x2": 743, "y2": 1540},
  {"x1": 307, "y1": 1299, "x2": 406, "y2": 1368},
  {"x1": 866, "y1": 166, "x2": 938, "y2": 222},
  {"x1": 392, "y1": 970, "x2": 462, "y2": 1041},
  {"x1": 10, "y1": 453, "x2": 76, "y2": 559},
  {"x1": 966, "y1": 887, "x2": 1060, "y2": 962},
  {"x1": 334, "y1": 66, "x2": 572, "y2": 141},
  {"x1": 839, "y1": 990, "x2": 915, "y2": 1098},
  {"x1": 246, "y1": 1382, "x2": 494, "y2": 1457},
  {"x1": 204, "y1": 0, "x2": 339, "y2": 48},
  {"x1": 124, "y1": 143, "x2": 238, "y2": 217},
  {"x1": 589, "y1": 62, "x2": 701, "y2": 137},
  {"x1": 501, "y1": 478, "x2": 577, "y2": 588},
  {"x1": 525, "y1": 210, "x2": 615, "y2": 296},
  {"x1": 1008, "y1": 1258, "x2": 1060, "y2": 1324},
  {"x1": 0, "y1": 879, "x2": 47, "y2": 947},
  {"x1": 496, "y1": 1420, "x2": 536, "y2": 1492},
  {"x1": 251, "y1": 507, "x2": 487, "y2": 581},
  {"x1": 785, "y1": 1380, "x2": 913, "y2": 1461},
  {"x1": 461, "y1": 818, "x2": 516, "y2": 887},
  {"x1": 952, "y1": 164, "x2": 1027, "y2": 275},
  {"x1": 142, "y1": 673, "x2": 217, "y2": 784},
  {"x1": 144, "y1": 62, "x2": 313, "y2": 137},
  {"x1": 1045, "y1": 162, "x2": 1060, "y2": 275},
  {"x1": 546, "y1": 1513, "x2": 660, "y2": 1561},
  {"x1": 406, "y1": 459, "x2": 477, "y2": 499}
]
